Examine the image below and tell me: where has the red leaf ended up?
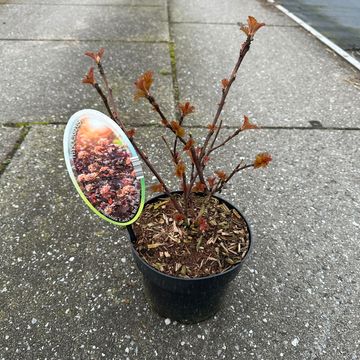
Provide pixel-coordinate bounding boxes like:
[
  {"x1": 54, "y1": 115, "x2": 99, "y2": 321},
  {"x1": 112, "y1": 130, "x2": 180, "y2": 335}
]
[
  {"x1": 126, "y1": 128, "x2": 136, "y2": 138},
  {"x1": 207, "y1": 124, "x2": 218, "y2": 132},
  {"x1": 198, "y1": 217, "x2": 208, "y2": 232},
  {"x1": 183, "y1": 138, "x2": 195, "y2": 151},
  {"x1": 254, "y1": 152, "x2": 272, "y2": 168},
  {"x1": 240, "y1": 16, "x2": 265, "y2": 37},
  {"x1": 170, "y1": 120, "x2": 185, "y2": 138},
  {"x1": 207, "y1": 176, "x2": 216, "y2": 188},
  {"x1": 179, "y1": 101, "x2": 195, "y2": 117},
  {"x1": 215, "y1": 170, "x2": 227, "y2": 181},
  {"x1": 192, "y1": 182, "x2": 206, "y2": 193},
  {"x1": 241, "y1": 115, "x2": 258, "y2": 131},
  {"x1": 149, "y1": 183, "x2": 164, "y2": 193},
  {"x1": 85, "y1": 48, "x2": 105, "y2": 64},
  {"x1": 248, "y1": 16, "x2": 265, "y2": 35},
  {"x1": 134, "y1": 71, "x2": 153, "y2": 100},
  {"x1": 221, "y1": 78, "x2": 229, "y2": 89},
  {"x1": 175, "y1": 161, "x2": 186, "y2": 178},
  {"x1": 82, "y1": 67, "x2": 96, "y2": 85}
]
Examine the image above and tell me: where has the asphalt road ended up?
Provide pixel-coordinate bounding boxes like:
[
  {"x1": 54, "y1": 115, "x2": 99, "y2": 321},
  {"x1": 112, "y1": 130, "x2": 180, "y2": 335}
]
[{"x1": 278, "y1": 0, "x2": 360, "y2": 59}]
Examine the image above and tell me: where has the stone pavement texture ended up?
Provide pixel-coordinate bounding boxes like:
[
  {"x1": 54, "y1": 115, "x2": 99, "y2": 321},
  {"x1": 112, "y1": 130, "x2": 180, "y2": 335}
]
[{"x1": 0, "y1": 0, "x2": 359, "y2": 359}]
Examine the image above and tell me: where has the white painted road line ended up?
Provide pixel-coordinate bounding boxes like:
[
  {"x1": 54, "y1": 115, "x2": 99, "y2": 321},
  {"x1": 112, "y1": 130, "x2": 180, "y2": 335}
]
[{"x1": 274, "y1": 3, "x2": 360, "y2": 71}]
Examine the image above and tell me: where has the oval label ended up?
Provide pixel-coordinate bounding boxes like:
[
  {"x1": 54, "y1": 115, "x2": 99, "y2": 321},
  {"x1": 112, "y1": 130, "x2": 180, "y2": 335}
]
[{"x1": 63, "y1": 109, "x2": 145, "y2": 226}]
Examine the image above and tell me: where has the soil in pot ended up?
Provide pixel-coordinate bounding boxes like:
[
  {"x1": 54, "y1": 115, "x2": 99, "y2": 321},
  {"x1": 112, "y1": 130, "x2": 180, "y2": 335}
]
[{"x1": 133, "y1": 193, "x2": 250, "y2": 278}]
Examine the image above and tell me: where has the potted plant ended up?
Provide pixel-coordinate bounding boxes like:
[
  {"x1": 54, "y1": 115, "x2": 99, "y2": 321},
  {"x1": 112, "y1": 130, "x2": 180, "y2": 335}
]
[{"x1": 80, "y1": 16, "x2": 271, "y2": 323}]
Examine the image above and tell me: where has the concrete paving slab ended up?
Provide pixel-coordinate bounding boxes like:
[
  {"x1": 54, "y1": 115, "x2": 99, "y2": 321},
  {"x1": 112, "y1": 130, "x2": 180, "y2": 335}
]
[
  {"x1": 169, "y1": 0, "x2": 294, "y2": 26},
  {"x1": 0, "y1": 41, "x2": 174, "y2": 125},
  {"x1": 0, "y1": 127, "x2": 22, "y2": 164},
  {"x1": 172, "y1": 23, "x2": 360, "y2": 128},
  {"x1": 0, "y1": 4, "x2": 168, "y2": 41},
  {"x1": 0, "y1": 125, "x2": 359, "y2": 359}
]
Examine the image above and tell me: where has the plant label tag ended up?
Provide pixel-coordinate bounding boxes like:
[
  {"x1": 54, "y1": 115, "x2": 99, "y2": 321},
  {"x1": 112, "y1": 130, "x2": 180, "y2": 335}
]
[{"x1": 63, "y1": 109, "x2": 145, "y2": 226}]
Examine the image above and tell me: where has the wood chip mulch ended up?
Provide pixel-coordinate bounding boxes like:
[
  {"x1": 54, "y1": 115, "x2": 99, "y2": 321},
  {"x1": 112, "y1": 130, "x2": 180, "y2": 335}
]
[{"x1": 133, "y1": 194, "x2": 250, "y2": 278}]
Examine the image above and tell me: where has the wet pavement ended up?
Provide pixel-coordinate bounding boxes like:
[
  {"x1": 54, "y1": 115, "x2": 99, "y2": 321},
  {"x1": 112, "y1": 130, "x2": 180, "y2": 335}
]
[
  {"x1": 0, "y1": 0, "x2": 360, "y2": 359},
  {"x1": 278, "y1": 0, "x2": 360, "y2": 59}
]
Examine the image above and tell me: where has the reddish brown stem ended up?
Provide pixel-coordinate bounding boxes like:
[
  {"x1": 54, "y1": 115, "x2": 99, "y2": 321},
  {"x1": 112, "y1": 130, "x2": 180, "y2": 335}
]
[
  {"x1": 97, "y1": 62, "x2": 121, "y2": 123},
  {"x1": 217, "y1": 162, "x2": 254, "y2": 192},
  {"x1": 162, "y1": 136, "x2": 189, "y2": 222},
  {"x1": 173, "y1": 114, "x2": 184, "y2": 156},
  {"x1": 189, "y1": 147, "x2": 208, "y2": 190},
  {"x1": 146, "y1": 94, "x2": 208, "y2": 191},
  {"x1": 162, "y1": 135, "x2": 176, "y2": 162},
  {"x1": 207, "y1": 127, "x2": 242, "y2": 156},
  {"x1": 200, "y1": 35, "x2": 252, "y2": 160},
  {"x1": 131, "y1": 141, "x2": 184, "y2": 215},
  {"x1": 207, "y1": 118, "x2": 223, "y2": 159},
  {"x1": 93, "y1": 83, "x2": 114, "y2": 120},
  {"x1": 91, "y1": 81, "x2": 184, "y2": 215}
]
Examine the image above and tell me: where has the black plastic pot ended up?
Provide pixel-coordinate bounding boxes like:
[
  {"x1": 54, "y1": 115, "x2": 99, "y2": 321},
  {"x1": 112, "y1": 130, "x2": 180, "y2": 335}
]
[{"x1": 127, "y1": 192, "x2": 253, "y2": 324}]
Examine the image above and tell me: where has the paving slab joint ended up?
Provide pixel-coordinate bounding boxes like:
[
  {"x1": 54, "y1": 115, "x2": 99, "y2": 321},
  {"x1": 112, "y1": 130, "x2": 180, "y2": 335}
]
[
  {"x1": 3, "y1": 121, "x2": 52, "y2": 128},
  {"x1": 0, "y1": 38, "x2": 170, "y2": 44},
  {"x1": 0, "y1": 126, "x2": 30, "y2": 177},
  {"x1": 170, "y1": 21, "x2": 299, "y2": 27},
  {"x1": 0, "y1": 2, "x2": 164, "y2": 8}
]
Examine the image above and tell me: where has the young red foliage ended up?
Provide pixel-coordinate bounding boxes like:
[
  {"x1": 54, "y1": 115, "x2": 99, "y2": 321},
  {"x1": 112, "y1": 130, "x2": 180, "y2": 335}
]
[
  {"x1": 81, "y1": 17, "x2": 270, "y2": 227},
  {"x1": 134, "y1": 71, "x2": 153, "y2": 100},
  {"x1": 207, "y1": 176, "x2": 216, "y2": 189},
  {"x1": 241, "y1": 115, "x2": 258, "y2": 131},
  {"x1": 207, "y1": 124, "x2": 218, "y2": 132},
  {"x1": 221, "y1": 78, "x2": 229, "y2": 89},
  {"x1": 85, "y1": 48, "x2": 105, "y2": 64},
  {"x1": 149, "y1": 183, "x2": 164, "y2": 193},
  {"x1": 215, "y1": 170, "x2": 227, "y2": 181},
  {"x1": 175, "y1": 161, "x2": 186, "y2": 178},
  {"x1": 82, "y1": 67, "x2": 96, "y2": 85},
  {"x1": 179, "y1": 102, "x2": 195, "y2": 117},
  {"x1": 240, "y1": 16, "x2": 265, "y2": 37},
  {"x1": 170, "y1": 120, "x2": 185, "y2": 138},
  {"x1": 254, "y1": 152, "x2": 272, "y2": 168},
  {"x1": 192, "y1": 182, "x2": 207, "y2": 193},
  {"x1": 126, "y1": 128, "x2": 136, "y2": 138},
  {"x1": 183, "y1": 138, "x2": 195, "y2": 151}
]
